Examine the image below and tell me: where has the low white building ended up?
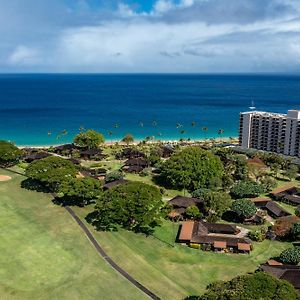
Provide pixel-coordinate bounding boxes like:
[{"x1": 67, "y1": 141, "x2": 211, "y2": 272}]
[{"x1": 239, "y1": 110, "x2": 300, "y2": 157}]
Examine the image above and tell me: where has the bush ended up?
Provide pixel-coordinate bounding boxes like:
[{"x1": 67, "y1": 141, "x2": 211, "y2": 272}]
[
  {"x1": 105, "y1": 170, "x2": 123, "y2": 183},
  {"x1": 291, "y1": 222, "x2": 300, "y2": 240},
  {"x1": 230, "y1": 181, "x2": 265, "y2": 198},
  {"x1": 231, "y1": 199, "x2": 257, "y2": 219},
  {"x1": 279, "y1": 247, "x2": 300, "y2": 265},
  {"x1": 295, "y1": 206, "x2": 300, "y2": 217},
  {"x1": 186, "y1": 205, "x2": 202, "y2": 219},
  {"x1": 260, "y1": 176, "x2": 277, "y2": 192},
  {"x1": 248, "y1": 228, "x2": 267, "y2": 242}
]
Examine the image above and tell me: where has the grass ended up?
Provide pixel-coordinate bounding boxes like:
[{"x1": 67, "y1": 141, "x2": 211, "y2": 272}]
[
  {"x1": 0, "y1": 169, "x2": 146, "y2": 300},
  {"x1": 73, "y1": 206, "x2": 291, "y2": 300}
]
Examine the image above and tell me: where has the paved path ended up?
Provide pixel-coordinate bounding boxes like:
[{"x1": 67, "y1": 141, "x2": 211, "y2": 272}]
[
  {"x1": 64, "y1": 206, "x2": 161, "y2": 300},
  {"x1": 1, "y1": 168, "x2": 160, "y2": 300}
]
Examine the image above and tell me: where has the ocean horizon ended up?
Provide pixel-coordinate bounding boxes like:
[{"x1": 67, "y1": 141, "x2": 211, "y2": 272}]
[{"x1": 1, "y1": 73, "x2": 300, "y2": 146}]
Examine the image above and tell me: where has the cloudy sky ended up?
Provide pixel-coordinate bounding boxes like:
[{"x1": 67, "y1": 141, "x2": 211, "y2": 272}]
[{"x1": 1, "y1": 0, "x2": 300, "y2": 73}]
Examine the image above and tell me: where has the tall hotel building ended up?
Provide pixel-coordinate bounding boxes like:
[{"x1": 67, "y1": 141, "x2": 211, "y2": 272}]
[{"x1": 239, "y1": 110, "x2": 300, "y2": 157}]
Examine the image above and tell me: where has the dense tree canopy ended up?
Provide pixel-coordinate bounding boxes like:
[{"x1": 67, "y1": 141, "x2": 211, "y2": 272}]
[
  {"x1": 231, "y1": 199, "x2": 257, "y2": 219},
  {"x1": 25, "y1": 156, "x2": 77, "y2": 191},
  {"x1": 73, "y1": 129, "x2": 104, "y2": 149},
  {"x1": 0, "y1": 140, "x2": 23, "y2": 167},
  {"x1": 230, "y1": 181, "x2": 265, "y2": 199},
  {"x1": 160, "y1": 147, "x2": 224, "y2": 191},
  {"x1": 192, "y1": 189, "x2": 232, "y2": 222},
  {"x1": 89, "y1": 181, "x2": 165, "y2": 233},
  {"x1": 279, "y1": 247, "x2": 300, "y2": 265},
  {"x1": 57, "y1": 177, "x2": 102, "y2": 206},
  {"x1": 185, "y1": 272, "x2": 300, "y2": 300}
]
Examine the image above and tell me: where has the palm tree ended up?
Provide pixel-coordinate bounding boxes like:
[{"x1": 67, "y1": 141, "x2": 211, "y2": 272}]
[
  {"x1": 201, "y1": 126, "x2": 208, "y2": 140},
  {"x1": 79, "y1": 125, "x2": 85, "y2": 132},
  {"x1": 191, "y1": 121, "x2": 197, "y2": 127},
  {"x1": 61, "y1": 129, "x2": 68, "y2": 136},
  {"x1": 108, "y1": 130, "x2": 113, "y2": 143},
  {"x1": 176, "y1": 123, "x2": 183, "y2": 129},
  {"x1": 218, "y1": 128, "x2": 224, "y2": 141},
  {"x1": 47, "y1": 130, "x2": 52, "y2": 136}
]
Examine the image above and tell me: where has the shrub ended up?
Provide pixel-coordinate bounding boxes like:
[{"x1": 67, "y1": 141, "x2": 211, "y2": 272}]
[
  {"x1": 231, "y1": 199, "x2": 257, "y2": 219},
  {"x1": 248, "y1": 228, "x2": 267, "y2": 242},
  {"x1": 295, "y1": 206, "x2": 300, "y2": 217},
  {"x1": 186, "y1": 205, "x2": 202, "y2": 219},
  {"x1": 260, "y1": 176, "x2": 277, "y2": 192},
  {"x1": 279, "y1": 247, "x2": 300, "y2": 265},
  {"x1": 230, "y1": 181, "x2": 265, "y2": 198},
  {"x1": 105, "y1": 170, "x2": 123, "y2": 183},
  {"x1": 291, "y1": 222, "x2": 300, "y2": 240}
]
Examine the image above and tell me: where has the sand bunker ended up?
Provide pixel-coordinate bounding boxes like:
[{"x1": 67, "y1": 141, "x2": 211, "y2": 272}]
[{"x1": 0, "y1": 175, "x2": 12, "y2": 182}]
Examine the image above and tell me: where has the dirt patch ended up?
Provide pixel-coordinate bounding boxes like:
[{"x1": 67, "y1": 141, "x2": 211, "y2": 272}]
[{"x1": 0, "y1": 175, "x2": 12, "y2": 182}]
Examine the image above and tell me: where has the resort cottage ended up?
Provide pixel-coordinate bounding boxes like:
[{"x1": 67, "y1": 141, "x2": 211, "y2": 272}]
[
  {"x1": 168, "y1": 196, "x2": 203, "y2": 219},
  {"x1": 178, "y1": 220, "x2": 252, "y2": 253},
  {"x1": 271, "y1": 186, "x2": 300, "y2": 206}
]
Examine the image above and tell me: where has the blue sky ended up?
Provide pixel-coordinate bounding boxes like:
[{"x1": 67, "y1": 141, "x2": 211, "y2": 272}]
[{"x1": 1, "y1": 0, "x2": 300, "y2": 73}]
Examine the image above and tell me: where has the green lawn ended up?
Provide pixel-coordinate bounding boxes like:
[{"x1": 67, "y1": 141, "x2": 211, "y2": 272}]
[
  {"x1": 73, "y1": 206, "x2": 291, "y2": 300},
  {"x1": 0, "y1": 169, "x2": 146, "y2": 300}
]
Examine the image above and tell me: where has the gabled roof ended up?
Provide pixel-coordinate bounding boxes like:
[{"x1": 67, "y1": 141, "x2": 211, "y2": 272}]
[
  {"x1": 261, "y1": 264, "x2": 300, "y2": 290},
  {"x1": 265, "y1": 201, "x2": 290, "y2": 217},
  {"x1": 124, "y1": 158, "x2": 148, "y2": 166},
  {"x1": 168, "y1": 196, "x2": 203, "y2": 208},
  {"x1": 103, "y1": 179, "x2": 129, "y2": 190},
  {"x1": 178, "y1": 221, "x2": 194, "y2": 240}
]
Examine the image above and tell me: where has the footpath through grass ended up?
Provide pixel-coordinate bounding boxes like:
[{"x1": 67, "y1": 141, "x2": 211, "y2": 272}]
[
  {"x1": 74, "y1": 206, "x2": 290, "y2": 300},
  {"x1": 0, "y1": 169, "x2": 146, "y2": 300}
]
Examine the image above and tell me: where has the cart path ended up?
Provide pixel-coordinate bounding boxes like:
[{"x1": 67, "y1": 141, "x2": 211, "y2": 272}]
[{"x1": 1, "y1": 168, "x2": 160, "y2": 300}]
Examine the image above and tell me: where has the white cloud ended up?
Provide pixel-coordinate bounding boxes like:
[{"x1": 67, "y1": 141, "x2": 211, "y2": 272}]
[
  {"x1": 154, "y1": 0, "x2": 174, "y2": 13},
  {"x1": 8, "y1": 45, "x2": 40, "y2": 65}
]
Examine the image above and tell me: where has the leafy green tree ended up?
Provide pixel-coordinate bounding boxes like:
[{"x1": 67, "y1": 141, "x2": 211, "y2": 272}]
[
  {"x1": 285, "y1": 164, "x2": 298, "y2": 181},
  {"x1": 90, "y1": 182, "x2": 165, "y2": 233},
  {"x1": 291, "y1": 222, "x2": 300, "y2": 240},
  {"x1": 279, "y1": 247, "x2": 300, "y2": 265},
  {"x1": 160, "y1": 147, "x2": 224, "y2": 191},
  {"x1": 25, "y1": 156, "x2": 77, "y2": 191},
  {"x1": 231, "y1": 199, "x2": 257, "y2": 219},
  {"x1": 0, "y1": 140, "x2": 23, "y2": 167},
  {"x1": 186, "y1": 205, "x2": 202, "y2": 219},
  {"x1": 230, "y1": 181, "x2": 265, "y2": 199},
  {"x1": 57, "y1": 177, "x2": 102, "y2": 205},
  {"x1": 105, "y1": 170, "x2": 123, "y2": 183},
  {"x1": 73, "y1": 129, "x2": 104, "y2": 149},
  {"x1": 185, "y1": 272, "x2": 300, "y2": 300},
  {"x1": 193, "y1": 189, "x2": 232, "y2": 222},
  {"x1": 260, "y1": 176, "x2": 277, "y2": 192},
  {"x1": 248, "y1": 227, "x2": 267, "y2": 242},
  {"x1": 122, "y1": 134, "x2": 134, "y2": 145}
]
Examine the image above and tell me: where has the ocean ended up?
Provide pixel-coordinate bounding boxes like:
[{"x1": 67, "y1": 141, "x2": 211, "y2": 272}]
[{"x1": 0, "y1": 74, "x2": 300, "y2": 146}]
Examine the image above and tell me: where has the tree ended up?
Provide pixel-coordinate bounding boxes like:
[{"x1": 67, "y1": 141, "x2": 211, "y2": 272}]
[
  {"x1": 186, "y1": 205, "x2": 202, "y2": 219},
  {"x1": 279, "y1": 247, "x2": 300, "y2": 265},
  {"x1": 291, "y1": 222, "x2": 300, "y2": 240},
  {"x1": 185, "y1": 271, "x2": 300, "y2": 300},
  {"x1": 285, "y1": 164, "x2": 298, "y2": 181},
  {"x1": 122, "y1": 134, "x2": 134, "y2": 145},
  {"x1": 160, "y1": 147, "x2": 224, "y2": 191},
  {"x1": 260, "y1": 176, "x2": 277, "y2": 192},
  {"x1": 105, "y1": 170, "x2": 124, "y2": 183},
  {"x1": 89, "y1": 182, "x2": 165, "y2": 233},
  {"x1": 248, "y1": 228, "x2": 267, "y2": 242},
  {"x1": 230, "y1": 181, "x2": 265, "y2": 199},
  {"x1": 273, "y1": 216, "x2": 299, "y2": 239},
  {"x1": 231, "y1": 199, "x2": 257, "y2": 219},
  {"x1": 73, "y1": 129, "x2": 104, "y2": 149},
  {"x1": 0, "y1": 140, "x2": 23, "y2": 167},
  {"x1": 25, "y1": 156, "x2": 77, "y2": 191},
  {"x1": 192, "y1": 189, "x2": 232, "y2": 222},
  {"x1": 57, "y1": 177, "x2": 102, "y2": 206}
]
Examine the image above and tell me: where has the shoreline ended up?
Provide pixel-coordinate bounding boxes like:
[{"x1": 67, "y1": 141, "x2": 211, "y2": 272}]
[{"x1": 17, "y1": 137, "x2": 238, "y2": 149}]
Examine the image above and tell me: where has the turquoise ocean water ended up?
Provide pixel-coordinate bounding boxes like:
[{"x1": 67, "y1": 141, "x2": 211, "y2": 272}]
[{"x1": 0, "y1": 74, "x2": 300, "y2": 145}]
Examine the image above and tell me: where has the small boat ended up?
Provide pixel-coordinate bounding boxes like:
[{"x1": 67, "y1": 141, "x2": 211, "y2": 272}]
[{"x1": 249, "y1": 101, "x2": 256, "y2": 110}]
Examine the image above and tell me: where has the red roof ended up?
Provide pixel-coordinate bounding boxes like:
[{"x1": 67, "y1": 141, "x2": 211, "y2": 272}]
[{"x1": 178, "y1": 221, "x2": 194, "y2": 241}]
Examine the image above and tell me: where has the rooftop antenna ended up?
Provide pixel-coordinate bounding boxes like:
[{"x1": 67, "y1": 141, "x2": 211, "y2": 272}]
[{"x1": 249, "y1": 100, "x2": 256, "y2": 110}]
